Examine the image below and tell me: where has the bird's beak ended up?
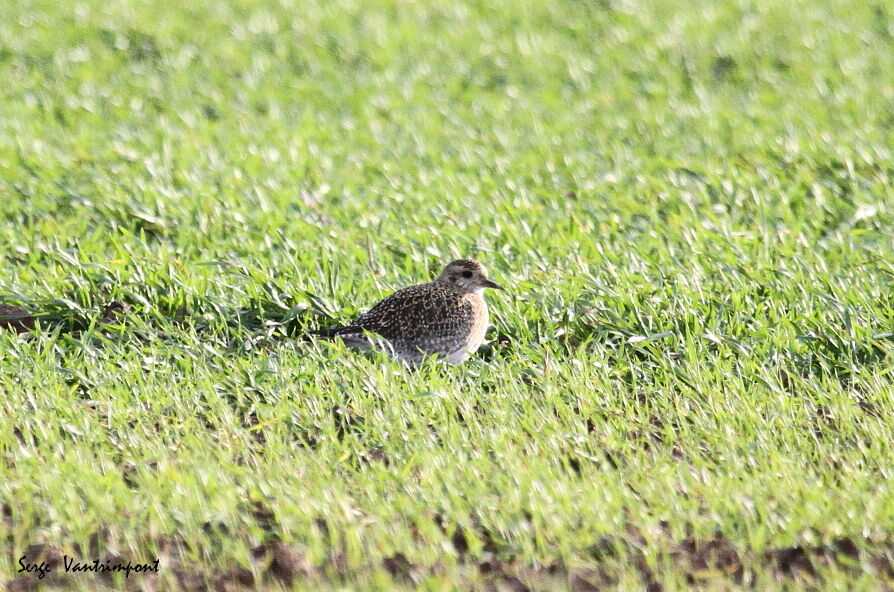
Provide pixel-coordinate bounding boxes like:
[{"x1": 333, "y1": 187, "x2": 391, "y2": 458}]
[{"x1": 483, "y1": 279, "x2": 505, "y2": 291}]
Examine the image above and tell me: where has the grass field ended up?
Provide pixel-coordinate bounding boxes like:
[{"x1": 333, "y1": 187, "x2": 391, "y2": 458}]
[{"x1": 3, "y1": 0, "x2": 894, "y2": 589}]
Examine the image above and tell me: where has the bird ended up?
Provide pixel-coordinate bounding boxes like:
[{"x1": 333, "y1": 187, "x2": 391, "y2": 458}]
[{"x1": 311, "y1": 259, "x2": 504, "y2": 365}]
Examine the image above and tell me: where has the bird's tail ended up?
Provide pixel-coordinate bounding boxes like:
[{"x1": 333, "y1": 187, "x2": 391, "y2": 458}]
[
  {"x1": 308, "y1": 326, "x2": 382, "y2": 354},
  {"x1": 309, "y1": 326, "x2": 351, "y2": 338}
]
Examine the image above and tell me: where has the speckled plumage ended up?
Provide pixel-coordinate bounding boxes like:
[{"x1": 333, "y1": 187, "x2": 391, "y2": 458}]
[{"x1": 312, "y1": 259, "x2": 504, "y2": 364}]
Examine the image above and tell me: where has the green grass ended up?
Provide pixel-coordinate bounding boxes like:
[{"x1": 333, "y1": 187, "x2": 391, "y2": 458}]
[{"x1": 3, "y1": 0, "x2": 894, "y2": 589}]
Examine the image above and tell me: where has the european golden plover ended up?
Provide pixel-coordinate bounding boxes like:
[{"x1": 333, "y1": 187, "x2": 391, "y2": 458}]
[{"x1": 311, "y1": 259, "x2": 504, "y2": 364}]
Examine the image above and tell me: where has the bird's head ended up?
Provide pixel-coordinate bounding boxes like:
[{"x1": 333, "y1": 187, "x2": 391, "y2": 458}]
[{"x1": 435, "y1": 259, "x2": 504, "y2": 294}]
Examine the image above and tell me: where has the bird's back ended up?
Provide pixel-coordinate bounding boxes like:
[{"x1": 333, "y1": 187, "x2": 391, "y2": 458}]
[
  {"x1": 355, "y1": 282, "x2": 472, "y2": 338},
  {"x1": 325, "y1": 282, "x2": 483, "y2": 362}
]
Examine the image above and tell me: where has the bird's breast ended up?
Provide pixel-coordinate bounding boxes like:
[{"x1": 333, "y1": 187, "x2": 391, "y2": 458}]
[{"x1": 462, "y1": 293, "x2": 489, "y2": 354}]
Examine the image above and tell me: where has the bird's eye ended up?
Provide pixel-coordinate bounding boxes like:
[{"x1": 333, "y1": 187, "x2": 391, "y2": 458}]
[{"x1": 461, "y1": 270, "x2": 473, "y2": 278}]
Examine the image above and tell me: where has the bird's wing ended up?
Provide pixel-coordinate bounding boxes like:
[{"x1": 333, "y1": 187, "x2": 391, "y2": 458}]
[
  {"x1": 351, "y1": 283, "x2": 472, "y2": 341},
  {"x1": 311, "y1": 285, "x2": 433, "y2": 338}
]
